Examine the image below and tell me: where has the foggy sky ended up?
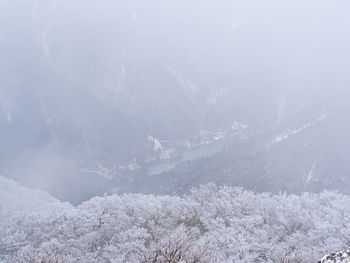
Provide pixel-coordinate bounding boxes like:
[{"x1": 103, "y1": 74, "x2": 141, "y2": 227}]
[{"x1": 1, "y1": 0, "x2": 350, "y2": 202}]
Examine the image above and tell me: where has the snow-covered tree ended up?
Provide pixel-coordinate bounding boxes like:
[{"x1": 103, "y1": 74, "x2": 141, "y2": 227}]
[{"x1": 2, "y1": 177, "x2": 350, "y2": 262}]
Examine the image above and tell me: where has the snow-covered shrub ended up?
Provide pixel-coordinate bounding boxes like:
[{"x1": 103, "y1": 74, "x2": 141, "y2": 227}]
[
  {"x1": 18, "y1": 248, "x2": 66, "y2": 263},
  {"x1": 2, "y1": 179, "x2": 350, "y2": 262},
  {"x1": 141, "y1": 227, "x2": 212, "y2": 263}
]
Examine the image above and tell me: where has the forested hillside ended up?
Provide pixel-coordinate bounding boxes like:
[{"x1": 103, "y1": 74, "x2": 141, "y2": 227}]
[{"x1": 1, "y1": 177, "x2": 350, "y2": 263}]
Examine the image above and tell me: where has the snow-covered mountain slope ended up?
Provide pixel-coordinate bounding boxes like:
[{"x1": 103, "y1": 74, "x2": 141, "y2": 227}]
[
  {"x1": 1, "y1": 184, "x2": 350, "y2": 263},
  {"x1": 0, "y1": 175, "x2": 71, "y2": 219}
]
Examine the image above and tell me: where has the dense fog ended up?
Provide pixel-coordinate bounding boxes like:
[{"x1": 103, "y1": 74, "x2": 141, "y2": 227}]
[
  {"x1": 3, "y1": 1, "x2": 350, "y2": 262},
  {"x1": 1, "y1": 0, "x2": 350, "y2": 203}
]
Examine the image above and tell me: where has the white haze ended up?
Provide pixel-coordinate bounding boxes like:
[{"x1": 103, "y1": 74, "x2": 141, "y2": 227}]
[
  {"x1": 0, "y1": 0, "x2": 350, "y2": 203},
  {"x1": 2, "y1": 1, "x2": 350, "y2": 262}
]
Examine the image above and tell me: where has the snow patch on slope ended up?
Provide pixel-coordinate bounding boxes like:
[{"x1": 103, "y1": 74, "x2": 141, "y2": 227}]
[
  {"x1": 273, "y1": 122, "x2": 313, "y2": 144},
  {"x1": 166, "y1": 66, "x2": 198, "y2": 97},
  {"x1": 79, "y1": 164, "x2": 113, "y2": 179},
  {"x1": 0, "y1": 175, "x2": 70, "y2": 219},
  {"x1": 31, "y1": 0, "x2": 63, "y2": 62},
  {"x1": 305, "y1": 162, "x2": 317, "y2": 185},
  {"x1": 269, "y1": 114, "x2": 327, "y2": 146},
  {"x1": 231, "y1": 121, "x2": 249, "y2": 131}
]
